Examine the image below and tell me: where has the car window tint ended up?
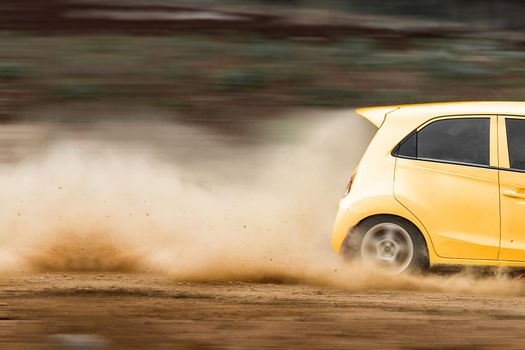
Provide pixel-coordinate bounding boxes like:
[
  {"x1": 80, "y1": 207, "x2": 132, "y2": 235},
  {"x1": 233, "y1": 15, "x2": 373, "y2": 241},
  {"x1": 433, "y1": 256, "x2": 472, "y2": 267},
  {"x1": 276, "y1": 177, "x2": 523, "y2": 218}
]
[
  {"x1": 506, "y1": 118, "x2": 525, "y2": 171},
  {"x1": 417, "y1": 118, "x2": 489, "y2": 166},
  {"x1": 397, "y1": 131, "x2": 417, "y2": 157}
]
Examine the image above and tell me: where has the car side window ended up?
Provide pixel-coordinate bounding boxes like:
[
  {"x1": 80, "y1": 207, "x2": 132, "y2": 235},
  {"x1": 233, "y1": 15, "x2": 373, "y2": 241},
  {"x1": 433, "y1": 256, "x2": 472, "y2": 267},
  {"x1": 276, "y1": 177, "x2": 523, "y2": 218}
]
[
  {"x1": 397, "y1": 131, "x2": 417, "y2": 158},
  {"x1": 506, "y1": 118, "x2": 525, "y2": 171},
  {"x1": 397, "y1": 118, "x2": 490, "y2": 166}
]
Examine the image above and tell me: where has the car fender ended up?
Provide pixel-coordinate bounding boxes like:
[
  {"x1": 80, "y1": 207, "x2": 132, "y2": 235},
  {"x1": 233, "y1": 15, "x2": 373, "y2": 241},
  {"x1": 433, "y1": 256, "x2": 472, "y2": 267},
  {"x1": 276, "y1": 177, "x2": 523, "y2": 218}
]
[{"x1": 331, "y1": 194, "x2": 439, "y2": 262}]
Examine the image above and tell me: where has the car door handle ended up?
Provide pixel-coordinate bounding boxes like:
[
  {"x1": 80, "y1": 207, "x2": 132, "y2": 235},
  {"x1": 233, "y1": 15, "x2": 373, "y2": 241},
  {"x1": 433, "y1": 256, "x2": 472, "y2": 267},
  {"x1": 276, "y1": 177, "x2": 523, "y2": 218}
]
[{"x1": 503, "y1": 190, "x2": 525, "y2": 199}]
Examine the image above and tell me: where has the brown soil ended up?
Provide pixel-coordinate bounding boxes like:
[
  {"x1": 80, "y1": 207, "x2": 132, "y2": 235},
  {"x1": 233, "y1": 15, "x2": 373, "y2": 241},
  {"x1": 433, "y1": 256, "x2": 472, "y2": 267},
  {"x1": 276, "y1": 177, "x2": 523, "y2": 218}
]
[
  {"x1": 1, "y1": 273, "x2": 524, "y2": 349},
  {"x1": 0, "y1": 0, "x2": 467, "y2": 38}
]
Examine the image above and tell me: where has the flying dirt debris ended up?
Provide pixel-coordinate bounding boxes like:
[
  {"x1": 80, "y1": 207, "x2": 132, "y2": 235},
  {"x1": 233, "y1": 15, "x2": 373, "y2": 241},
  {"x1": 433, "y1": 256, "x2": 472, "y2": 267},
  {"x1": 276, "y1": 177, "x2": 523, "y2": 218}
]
[
  {"x1": 0, "y1": 111, "x2": 523, "y2": 295},
  {"x1": 0, "y1": 111, "x2": 374, "y2": 278},
  {"x1": 1, "y1": 111, "x2": 525, "y2": 350}
]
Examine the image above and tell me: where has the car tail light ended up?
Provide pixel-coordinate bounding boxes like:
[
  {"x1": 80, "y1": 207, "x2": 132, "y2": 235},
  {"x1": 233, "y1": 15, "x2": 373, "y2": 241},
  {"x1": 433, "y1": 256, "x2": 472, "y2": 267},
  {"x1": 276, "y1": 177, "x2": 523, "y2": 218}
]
[{"x1": 344, "y1": 170, "x2": 357, "y2": 196}]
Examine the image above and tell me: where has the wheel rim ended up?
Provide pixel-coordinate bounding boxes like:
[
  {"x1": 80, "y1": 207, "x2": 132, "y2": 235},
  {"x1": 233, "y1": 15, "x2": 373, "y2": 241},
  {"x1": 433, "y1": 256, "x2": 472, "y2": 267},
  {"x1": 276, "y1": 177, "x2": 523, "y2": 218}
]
[{"x1": 360, "y1": 223, "x2": 414, "y2": 274}]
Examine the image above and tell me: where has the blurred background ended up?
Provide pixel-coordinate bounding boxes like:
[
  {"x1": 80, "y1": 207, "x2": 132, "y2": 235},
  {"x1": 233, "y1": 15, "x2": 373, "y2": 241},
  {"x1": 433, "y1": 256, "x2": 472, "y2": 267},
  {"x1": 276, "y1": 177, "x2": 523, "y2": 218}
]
[
  {"x1": 2, "y1": 3, "x2": 525, "y2": 348},
  {"x1": 1, "y1": 0, "x2": 525, "y2": 164},
  {"x1": 2, "y1": 0, "x2": 525, "y2": 129}
]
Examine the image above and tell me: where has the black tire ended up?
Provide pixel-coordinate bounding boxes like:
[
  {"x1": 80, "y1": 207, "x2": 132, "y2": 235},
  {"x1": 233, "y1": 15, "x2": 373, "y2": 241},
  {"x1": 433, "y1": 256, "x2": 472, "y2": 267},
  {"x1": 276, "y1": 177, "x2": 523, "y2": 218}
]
[{"x1": 343, "y1": 215, "x2": 429, "y2": 274}]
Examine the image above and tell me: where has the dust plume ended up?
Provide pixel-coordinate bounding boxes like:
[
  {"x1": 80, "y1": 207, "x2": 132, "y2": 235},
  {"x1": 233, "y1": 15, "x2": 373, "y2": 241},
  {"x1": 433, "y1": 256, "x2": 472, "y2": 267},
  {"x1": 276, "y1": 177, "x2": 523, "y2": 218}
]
[{"x1": 0, "y1": 110, "x2": 522, "y2": 296}]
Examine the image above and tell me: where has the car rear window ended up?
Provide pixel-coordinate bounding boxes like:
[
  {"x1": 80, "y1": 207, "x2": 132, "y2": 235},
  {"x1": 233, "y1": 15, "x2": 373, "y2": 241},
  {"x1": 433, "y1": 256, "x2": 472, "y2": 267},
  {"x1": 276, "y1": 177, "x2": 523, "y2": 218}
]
[
  {"x1": 397, "y1": 118, "x2": 490, "y2": 166},
  {"x1": 506, "y1": 118, "x2": 525, "y2": 171}
]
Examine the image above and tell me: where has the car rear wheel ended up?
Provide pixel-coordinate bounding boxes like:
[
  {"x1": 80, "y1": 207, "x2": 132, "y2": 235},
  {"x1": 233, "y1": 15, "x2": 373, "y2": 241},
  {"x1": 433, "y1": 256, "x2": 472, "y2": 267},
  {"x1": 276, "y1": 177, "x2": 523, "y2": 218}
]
[{"x1": 346, "y1": 216, "x2": 429, "y2": 274}]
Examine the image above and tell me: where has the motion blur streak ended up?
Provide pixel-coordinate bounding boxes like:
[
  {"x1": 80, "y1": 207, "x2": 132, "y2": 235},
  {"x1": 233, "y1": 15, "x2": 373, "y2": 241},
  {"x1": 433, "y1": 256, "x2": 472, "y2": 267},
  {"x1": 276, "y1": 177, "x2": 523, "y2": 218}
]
[{"x1": 0, "y1": 111, "x2": 522, "y2": 296}]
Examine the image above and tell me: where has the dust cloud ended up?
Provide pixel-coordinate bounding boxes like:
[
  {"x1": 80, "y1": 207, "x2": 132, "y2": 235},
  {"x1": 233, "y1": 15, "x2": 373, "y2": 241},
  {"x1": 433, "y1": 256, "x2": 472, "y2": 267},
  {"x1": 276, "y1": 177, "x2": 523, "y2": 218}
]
[{"x1": 0, "y1": 110, "x2": 523, "y2": 296}]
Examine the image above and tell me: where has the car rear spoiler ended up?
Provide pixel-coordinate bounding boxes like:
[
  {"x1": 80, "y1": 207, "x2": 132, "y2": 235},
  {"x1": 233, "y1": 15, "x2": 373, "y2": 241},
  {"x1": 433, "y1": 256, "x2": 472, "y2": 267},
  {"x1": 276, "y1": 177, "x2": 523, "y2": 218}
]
[{"x1": 355, "y1": 105, "x2": 400, "y2": 128}]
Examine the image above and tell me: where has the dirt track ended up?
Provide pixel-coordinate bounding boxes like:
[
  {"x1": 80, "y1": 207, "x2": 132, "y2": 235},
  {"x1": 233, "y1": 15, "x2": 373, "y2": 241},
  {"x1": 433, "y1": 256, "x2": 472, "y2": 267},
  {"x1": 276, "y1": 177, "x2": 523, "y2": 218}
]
[
  {"x1": 0, "y1": 273, "x2": 524, "y2": 350},
  {"x1": 0, "y1": 119, "x2": 524, "y2": 349}
]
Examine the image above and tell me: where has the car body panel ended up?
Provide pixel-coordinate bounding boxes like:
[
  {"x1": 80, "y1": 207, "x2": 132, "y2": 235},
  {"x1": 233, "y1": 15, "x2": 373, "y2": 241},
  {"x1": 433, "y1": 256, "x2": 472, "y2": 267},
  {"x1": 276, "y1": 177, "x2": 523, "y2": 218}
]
[
  {"x1": 332, "y1": 101, "x2": 525, "y2": 268},
  {"x1": 331, "y1": 115, "x2": 438, "y2": 261},
  {"x1": 361, "y1": 101, "x2": 525, "y2": 128},
  {"x1": 498, "y1": 115, "x2": 525, "y2": 261},
  {"x1": 394, "y1": 157, "x2": 500, "y2": 260},
  {"x1": 394, "y1": 115, "x2": 500, "y2": 260}
]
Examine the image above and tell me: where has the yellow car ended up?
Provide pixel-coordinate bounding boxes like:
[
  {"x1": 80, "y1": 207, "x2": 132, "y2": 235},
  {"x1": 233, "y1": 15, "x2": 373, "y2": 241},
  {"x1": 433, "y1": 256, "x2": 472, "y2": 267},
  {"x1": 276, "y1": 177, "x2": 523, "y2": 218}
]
[{"x1": 332, "y1": 101, "x2": 525, "y2": 273}]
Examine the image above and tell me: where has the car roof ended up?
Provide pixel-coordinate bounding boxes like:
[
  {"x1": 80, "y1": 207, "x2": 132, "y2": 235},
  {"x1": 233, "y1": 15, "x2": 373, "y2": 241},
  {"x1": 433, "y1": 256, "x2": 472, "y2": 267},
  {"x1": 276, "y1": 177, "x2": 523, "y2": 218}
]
[{"x1": 356, "y1": 101, "x2": 525, "y2": 127}]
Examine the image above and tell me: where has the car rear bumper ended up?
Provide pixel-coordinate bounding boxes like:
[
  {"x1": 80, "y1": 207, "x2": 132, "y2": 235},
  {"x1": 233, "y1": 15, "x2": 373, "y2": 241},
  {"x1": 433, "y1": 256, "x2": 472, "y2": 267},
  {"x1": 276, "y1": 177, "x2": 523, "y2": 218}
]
[{"x1": 331, "y1": 205, "x2": 361, "y2": 254}]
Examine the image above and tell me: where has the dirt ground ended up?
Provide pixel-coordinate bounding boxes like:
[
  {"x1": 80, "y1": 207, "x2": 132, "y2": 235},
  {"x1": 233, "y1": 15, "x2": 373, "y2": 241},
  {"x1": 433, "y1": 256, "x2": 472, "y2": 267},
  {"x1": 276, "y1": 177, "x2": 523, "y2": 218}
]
[
  {"x1": 0, "y1": 273, "x2": 524, "y2": 350},
  {"x1": 0, "y1": 118, "x2": 524, "y2": 349}
]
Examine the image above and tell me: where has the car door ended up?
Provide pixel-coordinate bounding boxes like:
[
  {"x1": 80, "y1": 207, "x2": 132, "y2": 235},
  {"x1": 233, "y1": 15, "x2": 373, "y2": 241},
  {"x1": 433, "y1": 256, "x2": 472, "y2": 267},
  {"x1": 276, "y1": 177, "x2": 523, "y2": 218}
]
[
  {"x1": 394, "y1": 115, "x2": 500, "y2": 260},
  {"x1": 498, "y1": 116, "x2": 525, "y2": 261}
]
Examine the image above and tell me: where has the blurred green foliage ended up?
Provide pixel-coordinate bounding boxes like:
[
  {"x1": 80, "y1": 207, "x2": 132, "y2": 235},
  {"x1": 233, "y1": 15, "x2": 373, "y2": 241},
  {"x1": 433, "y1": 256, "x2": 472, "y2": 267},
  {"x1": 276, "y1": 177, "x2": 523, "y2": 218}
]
[
  {"x1": 54, "y1": 81, "x2": 105, "y2": 100},
  {"x1": 247, "y1": 0, "x2": 525, "y2": 28},
  {"x1": 236, "y1": 41, "x2": 296, "y2": 60},
  {"x1": 213, "y1": 68, "x2": 267, "y2": 91},
  {"x1": 0, "y1": 62, "x2": 30, "y2": 81},
  {"x1": 301, "y1": 88, "x2": 363, "y2": 107},
  {"x1": 4, "y1": 31, "x2": 525, "y2": 118}
]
